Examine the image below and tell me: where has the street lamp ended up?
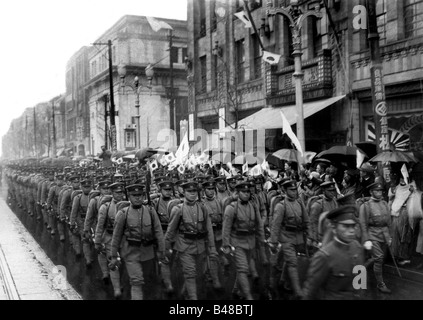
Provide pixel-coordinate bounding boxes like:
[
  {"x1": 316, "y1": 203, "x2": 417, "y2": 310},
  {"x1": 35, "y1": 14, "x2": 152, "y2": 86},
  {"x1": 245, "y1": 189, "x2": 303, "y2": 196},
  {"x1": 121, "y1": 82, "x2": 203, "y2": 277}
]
[
  {"x1": 118, "y1": 63, "x2": 154, "y2": 149},
  {"x1": 267, "y1": 1, "x2": 322, "y2": 154}
]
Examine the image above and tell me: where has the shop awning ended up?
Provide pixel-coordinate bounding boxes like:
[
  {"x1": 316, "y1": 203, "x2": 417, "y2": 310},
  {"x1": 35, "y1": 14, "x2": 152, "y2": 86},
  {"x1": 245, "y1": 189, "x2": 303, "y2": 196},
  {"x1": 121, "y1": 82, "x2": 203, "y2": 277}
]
[{"x1": 220, "y1": 95, "x2": 346, "y2": 132}]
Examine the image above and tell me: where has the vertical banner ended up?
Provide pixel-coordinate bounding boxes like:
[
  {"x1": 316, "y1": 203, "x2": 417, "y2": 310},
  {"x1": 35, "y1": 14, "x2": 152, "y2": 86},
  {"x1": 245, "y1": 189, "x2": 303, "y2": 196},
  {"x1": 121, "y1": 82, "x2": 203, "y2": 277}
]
[
  {"x1": 370, "y1": 65, "x2": 389, "y2": 151},
  {"x1": 110, "y1": 125, "x2": 117, "y2": 152},
  {"x1": 219, "y1": 108, "x2": 225, "y2": 139},
  {"x1": 189, "y1": 113, "x2": 194, "y2": 141}
]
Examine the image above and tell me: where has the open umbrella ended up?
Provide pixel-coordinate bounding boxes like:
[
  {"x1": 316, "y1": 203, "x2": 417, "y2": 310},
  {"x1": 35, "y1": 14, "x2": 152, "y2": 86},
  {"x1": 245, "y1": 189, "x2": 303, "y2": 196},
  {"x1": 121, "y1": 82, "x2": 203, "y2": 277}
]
[
  {"x1": 135, "y1": 148, "x2": 160, "y2": 161},
  {"x1": 315, "y1": 145, "x2": 365, "y2": 167},
  {"x1": 232, "y1": 153, "x2": 263, "y2": 165},
  {"x1": 211, "y1": 151, "x2": 234, "y2": 163},
  {"x1": 112, "y1": 150, "x2": 126, "y2": 158},
  {"x1": 266, "y1": 153, "x2": 284, "y2": 169},
  {"x1": 272, "y1": 149, "x2": 301, "y2": 163},
  {"x1": 369, "y1": 150, "x2": 419, "y2": 163}
]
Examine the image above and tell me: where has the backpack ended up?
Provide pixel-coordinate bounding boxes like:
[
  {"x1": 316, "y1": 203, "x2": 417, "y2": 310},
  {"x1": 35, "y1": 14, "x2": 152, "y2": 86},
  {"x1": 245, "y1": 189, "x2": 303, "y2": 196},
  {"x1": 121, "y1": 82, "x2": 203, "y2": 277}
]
[
  {"x1": 306, "y1": 195, "x2": 325, "y2": 216},
  {"x1": 71, "y1": 190, "x2": 83, "y2": 202}
]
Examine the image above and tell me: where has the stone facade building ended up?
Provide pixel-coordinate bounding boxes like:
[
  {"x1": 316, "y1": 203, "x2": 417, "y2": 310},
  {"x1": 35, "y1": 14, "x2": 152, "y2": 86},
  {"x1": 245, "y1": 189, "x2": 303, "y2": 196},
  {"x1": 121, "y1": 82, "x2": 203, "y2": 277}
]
[{"x1": 85, "y1": 15, "x2": 188, "y2": 154}]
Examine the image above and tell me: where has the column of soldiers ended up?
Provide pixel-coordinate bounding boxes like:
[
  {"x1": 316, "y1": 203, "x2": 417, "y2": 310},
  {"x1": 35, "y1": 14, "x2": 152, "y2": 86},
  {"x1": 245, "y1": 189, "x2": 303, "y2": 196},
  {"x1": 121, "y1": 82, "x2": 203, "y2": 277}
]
[{"x1": 3, "y1": 159, "x2": 396, "y2": 300}]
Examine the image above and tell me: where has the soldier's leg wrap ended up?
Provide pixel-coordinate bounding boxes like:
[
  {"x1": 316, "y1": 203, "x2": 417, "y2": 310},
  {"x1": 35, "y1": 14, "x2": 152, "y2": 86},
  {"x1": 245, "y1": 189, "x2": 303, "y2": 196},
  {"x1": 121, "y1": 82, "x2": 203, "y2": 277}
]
[
  {"x1": 234, "y1": 247, "x2": 253, "y2": 300},
  {"x1": 81, "y1": 231, "x2": 92, "y2": 262},
  {"x1": 130, "y1": 285, "x2": 144, "y2": 300},
  {"x1": 269, "y1": 249, "x2": 284, "y2": 289},
  {"x1": 98, "y1": 252, "x2": 110, "y2": 279},
  {"x1": 281, "y1": 242, "x2": 303, "y2": 297},
  {"x1": 179, "y1": 251, "x2": 198, "y2": 300},
  {"x1": 57, "y1": 221, "x2": 65, "y2": 241},
  {"x1": 209, "y1": 255, "x2": 222, "y2": 289},
  {"x1": 110, "y1": 269, "x2": 122, "y2": 298},
  {"x1": 72, "y1": 233, "x2": 81, "y2": 255},
  {"x1": 160, "y1": 259, "x2": 174, "y2": 293},
  {"x1": 124, "y1": 245, "x2": 145, "y2": 300},
  {"x1": 372, "y1": 241, "x2": 385, "y2": 284}
]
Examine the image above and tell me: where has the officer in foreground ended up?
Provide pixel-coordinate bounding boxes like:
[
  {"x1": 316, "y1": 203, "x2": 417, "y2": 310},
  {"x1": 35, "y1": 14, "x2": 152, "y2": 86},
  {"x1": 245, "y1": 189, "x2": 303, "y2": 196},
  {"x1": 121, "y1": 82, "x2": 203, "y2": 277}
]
[{"x1": 302, "y1": 205, "x2": 365, "y2": 299}]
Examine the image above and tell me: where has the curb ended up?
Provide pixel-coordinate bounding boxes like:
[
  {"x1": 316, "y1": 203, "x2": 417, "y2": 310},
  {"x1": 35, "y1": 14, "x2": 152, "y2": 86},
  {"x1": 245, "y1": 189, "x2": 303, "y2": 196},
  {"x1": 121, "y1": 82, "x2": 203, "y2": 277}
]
[
  {"x1": 385, "y1": 264, "x2": 423, "y2": 283},
  {"x1": 0, "y1": 244, "x2": 20, "y2": 300}
]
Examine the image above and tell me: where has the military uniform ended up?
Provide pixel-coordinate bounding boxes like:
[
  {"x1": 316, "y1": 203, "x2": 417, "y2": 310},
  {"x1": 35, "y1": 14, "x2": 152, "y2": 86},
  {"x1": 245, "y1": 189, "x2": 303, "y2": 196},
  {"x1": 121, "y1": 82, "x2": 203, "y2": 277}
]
[
  {"x1": 110, "y1": 184, "x2": 165, "y2": 300},
  {"x1": 60, "y1": 175, "x2": 81, "y2": 242},
  {"x1": 165, "y1": 181, "x2": 217, "y2": 300},
  {"x1": 269, "y1": 180, "x2": 311, "y2": 298},
  {"x1": 359, "y1": 182, "x2": 392, "y2": 293},
  {"x1": 303, "y1": 205, "x2": 365, "y2": 300},
  {"x1": 95, "y1": 182, "x2": 127, "y2": 298},
  {"x1": 222, "y1": 181, "x2": 265, "y2": 300},
  {"x1": 46, "y1": 173, "x2": 66, "y2": 236}
]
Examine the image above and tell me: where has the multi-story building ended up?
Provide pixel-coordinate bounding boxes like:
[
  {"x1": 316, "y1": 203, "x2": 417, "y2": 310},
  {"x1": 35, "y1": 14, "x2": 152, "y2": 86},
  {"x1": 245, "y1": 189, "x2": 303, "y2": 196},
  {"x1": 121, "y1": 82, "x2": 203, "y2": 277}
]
[
  {"x1": 84, "y1": 15, "x2": 188, "y2": 154},
  {"x1": 64, "y1": 46, "x2": 91, "y2": 157},
  {"x1": 186, "y1": 0, "x2": 423, "y2": 155}
]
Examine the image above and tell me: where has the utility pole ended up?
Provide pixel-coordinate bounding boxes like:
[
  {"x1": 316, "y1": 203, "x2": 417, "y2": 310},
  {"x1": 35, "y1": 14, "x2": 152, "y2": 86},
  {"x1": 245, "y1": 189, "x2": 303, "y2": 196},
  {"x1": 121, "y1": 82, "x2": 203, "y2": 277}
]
[
  {"x1": 92, "y1": 40, "x2": 117, "y2": 152},
  {"x1": 168, "y1": 29, "x2": 175, "y2": 133},
  {"x1": 104, "y1": 95, "x2": 108, "y2": 150},
  {"x1": 33, "y1": 107, "x2": 37, "y2": 158},
  {"x1": 52, "y1": 100, "x2": 57, "y2": 158},
  {"x1": 366, "y1": 0, "x2": 390, "y2": 179}
]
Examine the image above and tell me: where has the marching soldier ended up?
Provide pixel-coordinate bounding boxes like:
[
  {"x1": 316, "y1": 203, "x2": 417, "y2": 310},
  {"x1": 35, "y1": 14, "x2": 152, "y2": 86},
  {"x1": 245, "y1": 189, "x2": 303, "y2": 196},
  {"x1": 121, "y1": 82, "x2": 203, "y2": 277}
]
[
  {"x1": 222, "y1": 181, "x2": 266, "y2": 300},
  {"x1": 359, "y1": 182, "x2": 392, "y2": 294},
  {"x1": 309, "y1": 181, "x2": 339, "y2": 246},
  {"x1": 268, "y1": 180, "x2": 311, "y2": 299},
  {"x1": 215, "y1": 176, "x2": 231, "y2": 205},
  {"x1": 202, "y1": 179, "x2": 224, "y2": 290},
  {"x1": 60, "y1": 175, "x2": 81, "y2": 242},
  {"x1": 40, "y1": 170, "x2": 55, "y2": 228},
  {"x1": 95, "y1": 182, "x2": 126, "y2": 299},
  {"x1": 70, "y1": 179, "x2": 93, "y2": 264},
  {"x1": 302, "y1": 205, "x2": 365, "y2": 299},
  {"x1": 165, "y1": 181, "x2": 217, "y2": 300},
  {"x1": 46, "y1": 172, "x2": 66, "y2": 236},
  {"x1": 109, "y1": 184, "x2": 165, "y2": 300},
  {"x1": 152, "y1": 177, "x2": 176, "y2": 294}
]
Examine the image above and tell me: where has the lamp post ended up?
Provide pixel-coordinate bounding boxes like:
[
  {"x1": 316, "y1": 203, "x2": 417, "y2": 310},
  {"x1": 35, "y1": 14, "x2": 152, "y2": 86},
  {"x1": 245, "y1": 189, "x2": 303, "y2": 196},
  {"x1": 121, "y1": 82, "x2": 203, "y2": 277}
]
[
  {"x1": 267, "y1": 1, "x2": 322, "y2": 154},
  {"x1": 118, "y1": 63, "x2": 154, "y2": 149}
]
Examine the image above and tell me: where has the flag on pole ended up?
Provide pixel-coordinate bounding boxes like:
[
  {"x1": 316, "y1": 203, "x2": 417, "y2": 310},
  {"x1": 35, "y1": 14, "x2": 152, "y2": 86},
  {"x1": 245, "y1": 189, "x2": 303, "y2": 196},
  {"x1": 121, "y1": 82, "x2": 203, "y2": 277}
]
[
  {"x1": 262, "y1": 51, "x2": 281, "y2": 65},
  {"x1": 261, "y1": 160, "x2": 270, "y2": 172},
  {"x1": 356, "y1": 149, "x2": 366, "y2": 169},
  {"x1": 178, "y1": 165, "x2": 186, "y2": 175},
  {"x1": 117, "y1": 157, "x2": 123, "y2": 165},
  {"x1": 146, "y1": 16, "x2": 173, "y2": 32},
  {"x1": 234, "y1": 11, "x2": 252, "y2": 28},
  {"x1": 149, "y1": 159, "x2": 158, "y2": 172},
  {"x1": 401, "y1": 164, "x2": 409, "y2": 185},
  {"x1": 280, "y1": 110, "x2": 304, "y2": 156},
  {"x1": 159, "y1": 157, "x2": 168, "y2": 166},
  {"x1": 242, "y1": 161, "x2": 249, "y2": 174},
  {"x1": 165, "y1": 152, "x2": 176, "y2": 164},
  {"x1": 220, "y1": 167, "x2": 231, "y2": 177},
  {"x1": 175, "y1": 133, "x2": 190, "y2": 162},
  {"x1": 250, "y1": 164, "x2": 263, "y2": 176}
]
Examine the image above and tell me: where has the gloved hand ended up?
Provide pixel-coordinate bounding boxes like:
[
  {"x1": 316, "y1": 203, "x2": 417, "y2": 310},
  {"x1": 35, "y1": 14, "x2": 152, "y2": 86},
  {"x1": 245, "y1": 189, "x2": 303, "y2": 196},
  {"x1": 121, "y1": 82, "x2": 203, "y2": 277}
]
[
  {"x1": 268, "y1": 242, "x2": 278, "y2": 255},
  {"x1": 165, "y1": 249, "x2": 173, "y2": 260},
  {"x1": 108, "y1": 257, "x2": 119, "y2": 271},
  {"x1": 221, "y1": 246, "x2": 231, "y2": 255},
  {"x1": 94, "y1": 243, "x2": 103, "y2": 254},
  {"x1": 364, "y1": 241, "x2": 373, "y2": 250}
]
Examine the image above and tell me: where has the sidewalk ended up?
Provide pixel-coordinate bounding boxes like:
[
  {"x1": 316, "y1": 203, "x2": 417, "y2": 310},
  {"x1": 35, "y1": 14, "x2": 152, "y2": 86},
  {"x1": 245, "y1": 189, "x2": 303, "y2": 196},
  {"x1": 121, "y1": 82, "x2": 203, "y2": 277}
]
[{"x1": 0, "y1": 193, "x2": 81, "y2": 300}]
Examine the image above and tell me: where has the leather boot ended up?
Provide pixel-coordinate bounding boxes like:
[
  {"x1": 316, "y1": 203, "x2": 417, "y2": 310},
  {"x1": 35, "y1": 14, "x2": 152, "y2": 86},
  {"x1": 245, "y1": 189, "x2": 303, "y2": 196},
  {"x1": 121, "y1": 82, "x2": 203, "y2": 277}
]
[
  {"x1": 131, "y1": 285, "x2": 144, "y2": 300},
  {"x1": 237, "y1": 272, "x2": 253, "y2": 300},
  {"x1": 287, "y1": 267, "x2": 304, "y2": 299},
  {"x1": 184, "y1": 277, "x2": 198, "y2": 300},
  {"x1": 209, "y1": 257, "x2": 223, "y2": 290},
  {"x1": 110, "y1": 269, "x2": 122, "y2": 299},
  {"x1": 160, "y1": 262, "x2": 174, "y2": 294}
]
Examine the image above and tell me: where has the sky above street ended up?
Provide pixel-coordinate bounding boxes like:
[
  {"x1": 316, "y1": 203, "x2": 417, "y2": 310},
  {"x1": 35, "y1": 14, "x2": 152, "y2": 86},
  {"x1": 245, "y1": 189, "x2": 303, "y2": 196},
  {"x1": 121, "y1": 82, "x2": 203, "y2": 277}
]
[{"x1": 0, "y1": 0, "x2": 187, "y2": 157}]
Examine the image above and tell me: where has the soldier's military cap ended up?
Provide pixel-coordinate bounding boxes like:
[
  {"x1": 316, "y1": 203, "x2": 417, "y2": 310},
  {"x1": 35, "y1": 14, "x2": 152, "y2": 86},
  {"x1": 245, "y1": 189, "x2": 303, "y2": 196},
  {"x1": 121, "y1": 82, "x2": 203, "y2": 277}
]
[
  {"x1": 154, "y1": 176, "x2": 167, "y2": 184},
  {"x1": 277, "y1": 177, "x2": 290, "y2": 186},
  {"x1": 202, "y1": 180, "x2": 216, "y2": 189},
  {"x1": 254, "y1": 175, "x2": 264, "y2": 184},
  {"x1": 326, "y1": 205, "x2": 358, "y2": 224},
  {"x1": 344, "y1": 169, "x2": 359, "y2": 177},
  {"x1": 113, "y1": 173, "x2": 124, "y2": 180},
  {"x1": 181, "y1": 181, "x2": 199, "y2": 191},
  {"x1": 69, "y1": 175, "x2": 80, "y2": 182},
  {"x1": 235, "y1": 181, "x2": 252, "y2": 192},
  {"x1": 214, "y1": 177, "x2": 226, "y2": 184},
  {"x1": 126, "y1": 184, "x2": 145, "y2": 195},
  {"x1": 184, "y1": 172, "x2": 195, "y2": 180},
  {"x1": 158, "y1": 180, "x2": 174, "y2": 189},
  {"x1": 359, "y1": 162, "x2": 375, "y2": 173},
  {"x1": 320, "y1": 180, "x2": 336, "y2": 189},
  {"x1": 226, "y1": 176, "x2": 237, "y2": 183},
  {"x1": 98, "y1": 180, "x2": 111, "y2": 189},
  {"x1": 281, "y1": 180, "x2": 297, "y2": 189},
  {"x1": 367, "y1": 182, "x2": 384, "y2": 191},
  {"x1": 194, "y1": 174, "x2": 207, "y2": 183},
  {"x1": 56, "y1": 173, "x2": 65, "y2": 179},
  {"x1": 109, "y1": 182, "x2": 124, "y2": 192},
  {"x1": 175, "y1": 179, "x2": 188, "y2": 186},
  {"x1": 168, "y1": 171, "x2": 179, "y2": 180},
  {"x1": 80, "y1": 179, "x2": 92, "y2": 187},
  {"x1": 336, "y1": 193, "x2": 356, "y2": 206}
]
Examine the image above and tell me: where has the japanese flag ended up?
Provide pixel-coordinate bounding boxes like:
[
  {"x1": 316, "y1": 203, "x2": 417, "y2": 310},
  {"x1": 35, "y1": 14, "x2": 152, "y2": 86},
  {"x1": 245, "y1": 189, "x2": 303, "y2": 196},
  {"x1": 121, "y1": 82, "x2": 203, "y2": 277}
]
[
  {"x1": 234, "y1": 11, "x2": 252, "y2": 28},
  {"x1": 401, "y1": 164, "x2": 409, "y2": 185},
  {"x1": 178, "y1": 165, "x2": 186, "y2": 175},
  {"x1": 262, "y1": 51, "x2": 281, "y2": 65},
  {"x1": 146, "y1": 16, "x2": 173, "y2": 32},
  {"x1": 356, "y1": 149, "x2": 366, "y2": 169},
  {"x1": 116, "y1": 158, "x2": 123, "y2": 165},
  {"x1": 165, "y1": 152, "x2": 176, "y2": 164},
  {"x1": 149, "y1": 159, "x2": 158, "y2": 172},
  {"x1": 250, "y1": 164, "x2": 262, "y2": 176},
  {"x1": 242, "y1": 161, "x2": 249, "y2": 174}
]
